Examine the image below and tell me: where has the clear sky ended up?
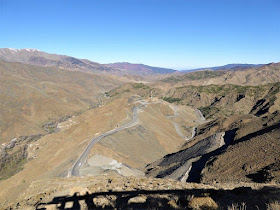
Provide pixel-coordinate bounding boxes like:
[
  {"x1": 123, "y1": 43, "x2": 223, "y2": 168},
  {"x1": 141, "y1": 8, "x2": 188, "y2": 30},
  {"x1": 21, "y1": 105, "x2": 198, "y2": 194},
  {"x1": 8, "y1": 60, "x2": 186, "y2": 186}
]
[{"x1": 0, "y1": 0, "x2": 279, "y2": 69}]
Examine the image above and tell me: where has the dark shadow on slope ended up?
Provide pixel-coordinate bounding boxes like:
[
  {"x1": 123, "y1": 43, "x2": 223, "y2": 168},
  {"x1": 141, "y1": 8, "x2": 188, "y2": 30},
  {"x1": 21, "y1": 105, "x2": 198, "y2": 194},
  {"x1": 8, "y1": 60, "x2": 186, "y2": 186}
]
[
  {"x1": 246, "y1": 161, "x2": 280, "y2": 183},
  {"x1": 234, "y1": 122, "x2": 280, "y2": 145},
  {"x1": 35, "y1": 186, "x2": 280, "y2": 210},
  {"x1": 187, "y1": 129, "x2": 237, "y2": 183},
  {"x1": 246, "y1": 170, "x2": 273, "y2": 183},
  {"x1": 154, "y1": 133, "x2": 223, "y2": 179},
  {"x1": 187, "y1": 121, "x2": 280, "y2": 183}
]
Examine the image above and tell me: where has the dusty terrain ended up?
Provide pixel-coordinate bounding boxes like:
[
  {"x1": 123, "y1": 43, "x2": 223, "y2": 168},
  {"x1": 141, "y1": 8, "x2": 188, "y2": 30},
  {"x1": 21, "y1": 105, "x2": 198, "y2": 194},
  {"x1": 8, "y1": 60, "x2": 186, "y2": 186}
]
[
  {"x1": 0, "y1": 60, "x2": 123, "y2": 144},
  {"x1": 0, "y1": 98, "x2": 130, "y2": 205},
  {"x1": 0, "y1": 96, "x2": 203, "y2": 207},
  {"x1": 88, "y1": 99, "x2": 201, "y2": 171},
  {"x1": 1, "y1": 52, "x2": 280, "y2": 209},
  {"x1": 201, "y1": 111, "x2": 280, "y2": 184},
  {"x1": 5, "y1": 175, "x2": 280, "y2": 210},
  {"x1": 160, "y1": 62, "x2": 280, "y2": 86},
  {"x1": 107, "y1": 81, "x2": 280, "y2": 120},
  {"x1": 146, "y1": 111, "x2": 280, "y2": 186}
]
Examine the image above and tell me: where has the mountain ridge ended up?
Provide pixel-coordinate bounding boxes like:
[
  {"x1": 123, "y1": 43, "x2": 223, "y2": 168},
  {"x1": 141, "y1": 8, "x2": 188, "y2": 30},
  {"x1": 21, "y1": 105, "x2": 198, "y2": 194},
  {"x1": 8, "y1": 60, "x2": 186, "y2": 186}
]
[
  {"x1": 106, "y1": 62, "x2": 177, "y2": 75},
  {"x1": 0, "y1": 48, "x2": 176, "y2": 76},
  {"x1": 181, "y1": 63, "x2": 263, "y2": 72}
]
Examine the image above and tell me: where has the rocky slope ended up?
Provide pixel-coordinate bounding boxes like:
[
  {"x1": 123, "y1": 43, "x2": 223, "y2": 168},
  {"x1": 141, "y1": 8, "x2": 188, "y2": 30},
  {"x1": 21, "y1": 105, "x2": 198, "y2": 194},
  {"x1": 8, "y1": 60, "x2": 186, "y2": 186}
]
[
  {"x1": 0, "y1": 48, "x2": 178, "y2": 77},
  {"x1": 0, "y1": 98, "x2": 131, "y2": 203},
  {"x1": 0, "y1": 60, "x2": 123, "y2": 144},
  {"x1": 0, "y1": 48, "x2": 122, "y2": 74},
  {"x1": 1, "y1": 49, "x2": 280, "y2": 209},
  {"x1": 164, "y1": 82, "x2": 280, "y2": 119},
  {"x1": 5, "y1": 175, "x2": 280, "y2": 210},
  {"x1": 200, "y1": 111, "x2": 280, "y2": 184},
  {"x1": 160, "y1": 62, "x2": 280, "y2": 86},
  {"x1": 0, "y1": 95, "x2": 202, "y2": 205},
  {"x1": 87, "y1": 98, "x2": 201, "y2": 173},
  {"x1": 107, "y1": 82, "x2": 280, "y2": 120},
  {"x1": 145, "y1": 111, "x2": 280, "y2": 186}
]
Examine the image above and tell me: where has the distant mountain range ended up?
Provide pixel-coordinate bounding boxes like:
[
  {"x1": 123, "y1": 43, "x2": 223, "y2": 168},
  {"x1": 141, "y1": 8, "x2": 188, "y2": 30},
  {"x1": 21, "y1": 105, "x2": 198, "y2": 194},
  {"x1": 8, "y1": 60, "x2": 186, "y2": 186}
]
[
  {"x1": 105, "y1": 62, "x2": 177, "y2": 75},
  {"x1": 0, "y1": 48, "x2": 267, "y2": 76},
  {"x1": 0, "y1": 48, "x2": 120, "y2": 74},
  {"x1": 182, "y1": 63, "x2": 263, "y2": 72},
  {"x1": 0, "y1": 48, "x2": 177, "y2": 76}
]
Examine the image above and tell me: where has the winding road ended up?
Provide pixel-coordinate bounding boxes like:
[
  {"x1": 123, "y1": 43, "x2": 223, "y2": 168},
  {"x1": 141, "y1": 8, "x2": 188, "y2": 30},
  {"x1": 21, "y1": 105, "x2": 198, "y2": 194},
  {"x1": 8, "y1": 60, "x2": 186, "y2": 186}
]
[
  {"x1": 69, "y1": 99, "x2": 206, "y2": 178},
  {"x1": 69, "y1": 102, "x2": 145, "y2": 177}
]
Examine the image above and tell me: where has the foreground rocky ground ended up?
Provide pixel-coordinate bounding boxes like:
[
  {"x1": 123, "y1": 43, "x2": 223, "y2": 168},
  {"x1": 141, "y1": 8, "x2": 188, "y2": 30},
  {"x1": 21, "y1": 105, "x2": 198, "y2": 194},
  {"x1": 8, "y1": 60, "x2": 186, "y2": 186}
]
[{"x1": 4, "y1": 175, "x2": 280, "y2": 210}]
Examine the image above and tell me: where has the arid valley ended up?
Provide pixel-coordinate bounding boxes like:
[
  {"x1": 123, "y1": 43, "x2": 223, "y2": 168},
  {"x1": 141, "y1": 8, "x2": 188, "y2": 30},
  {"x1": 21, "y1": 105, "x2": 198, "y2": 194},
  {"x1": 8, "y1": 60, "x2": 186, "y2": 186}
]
[
  {"x1": 0, "y1": 48, "x2": 280, "y2": 209},
  {"x1": 1, "y1": 1, "x2": 280, "y2": 209}
]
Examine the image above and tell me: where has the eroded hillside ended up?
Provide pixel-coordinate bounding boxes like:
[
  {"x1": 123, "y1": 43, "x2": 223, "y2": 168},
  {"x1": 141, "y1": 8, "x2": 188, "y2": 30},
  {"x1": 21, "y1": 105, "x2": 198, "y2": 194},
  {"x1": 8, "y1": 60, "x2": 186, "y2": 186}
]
[
  {"x1": 0, "y1": 60, "x2": 122, "y2": 144},
  {"x1": 1, "y1": 55, "x2": 280, "y2": 209},
  {"x1": 160, "y1": 62, "x2": 280, "y2": 86},
  {"x1": 146, "y1": 109, "x2": 280, "y2": 186}
]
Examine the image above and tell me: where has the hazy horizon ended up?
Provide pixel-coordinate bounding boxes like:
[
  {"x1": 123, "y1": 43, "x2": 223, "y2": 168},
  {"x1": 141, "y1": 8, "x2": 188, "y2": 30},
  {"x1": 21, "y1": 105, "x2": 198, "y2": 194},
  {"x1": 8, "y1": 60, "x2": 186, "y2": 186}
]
[{"x1": 1, "y1": 0, "x2": 279, "y2": 69}]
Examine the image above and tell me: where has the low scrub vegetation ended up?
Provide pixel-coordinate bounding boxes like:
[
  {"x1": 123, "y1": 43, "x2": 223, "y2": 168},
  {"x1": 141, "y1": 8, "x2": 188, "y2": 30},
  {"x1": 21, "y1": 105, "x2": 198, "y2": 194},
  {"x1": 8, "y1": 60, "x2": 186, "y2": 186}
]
[
  {"x1": 199, "y1": 106, "x2": 219, "y2": 118},
  {"x1": 177, "y1": 84, "x2": 267, "y2": 97},
  {"x1": 227, "y1": 202, "x2": 246, "y2": 210},
  {"x1": 161, "y1": 76, "x2": 181, "y2": 83},
  {"x1": 162, "y1": 70, "x2": 226, "y2": 83},
  {"x1": 266, "y1": 200, "x2": 280, "y2": 210},
  {"x1": 183, "y1": 70, "x2": 225, "y2": 80},
  {"x1": 132, "y1": 83, "x2": 151, "y2": 89},
  {"x1": 0, "y1": 145, "x2": 28, "y2": 180},
  {"x1": 162, "y1": 97, "x2": 182, "y2": 103}
]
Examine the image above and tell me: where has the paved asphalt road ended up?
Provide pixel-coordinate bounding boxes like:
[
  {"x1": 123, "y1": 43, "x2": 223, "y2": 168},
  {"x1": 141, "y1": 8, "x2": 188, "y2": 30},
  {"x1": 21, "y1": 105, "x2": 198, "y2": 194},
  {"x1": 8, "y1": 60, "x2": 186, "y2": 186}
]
[{"x1": 69, "y1": 103, "x2": 144, "y2": 177}]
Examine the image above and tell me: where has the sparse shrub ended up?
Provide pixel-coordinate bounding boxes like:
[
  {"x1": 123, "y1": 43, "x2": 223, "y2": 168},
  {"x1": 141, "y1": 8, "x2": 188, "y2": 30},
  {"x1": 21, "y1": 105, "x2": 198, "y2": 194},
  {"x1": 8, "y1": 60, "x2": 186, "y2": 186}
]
[
  {"x1": 266, "y1": 200, "x2": 280, "y2": 210},
  {"x1": 199, "y1": 106, "x2": 218, "y2": 118},
  {"x1": 132, "y1": 83, "x2": 150, "y2": 89},
  {"x1": 183, "y1": 70, "x2": 226, "y2": 81},
  {"x1": 188, "y1": 196, "x2": 218, "y2": 210},
  {"x1": 162, "y1": 97, "x2": 182, "y2": 103},
  {"x1": 227, "y1": 202, "x2": 246, "y2": 210},
  {"x1": 123, "y1": 89, "x2": 130, "y2": 93},
  {"x1": 161, "y1": 76, "x2": 181, "y2": 83}
]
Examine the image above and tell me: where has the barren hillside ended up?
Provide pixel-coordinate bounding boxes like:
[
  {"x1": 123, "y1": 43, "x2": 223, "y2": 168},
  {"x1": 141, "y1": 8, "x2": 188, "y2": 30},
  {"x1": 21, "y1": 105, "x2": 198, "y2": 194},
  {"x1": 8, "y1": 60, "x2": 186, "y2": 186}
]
[
  {"x1": 1, "y1": 52, "x2": 280, "y2": 209},
  {"x1": 0, "y1": 60, "x2": 122, "y2": 144},
  {"x1": 160, "y1": 62, "x2": 280, "y2": 87}
]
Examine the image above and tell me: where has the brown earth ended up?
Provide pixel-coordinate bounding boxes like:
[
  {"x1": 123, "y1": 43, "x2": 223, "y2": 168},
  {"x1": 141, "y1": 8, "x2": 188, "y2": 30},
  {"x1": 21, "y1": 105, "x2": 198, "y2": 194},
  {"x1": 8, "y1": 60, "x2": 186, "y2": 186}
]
[
  {"x1": 159, "y1": 62, "x2": 280, "y2": 87},
  {"x1": 145, "y1": 111, "x2": 280, "y2": 187},
  {"x1": 0, "y1": 60, "x2": 123, "y2": 144},
  {"x1": 107, "y1": 81, "x2": 280, "y2": 120},
  {"x1": 0, "y1": 98, "x2": 131, "y2": 206},
  {"x1": 89, "y1": 100, "x2": 200, "y2": 170},
  {"x1": 4, "y1": 175, "x2": 280, "y2": 210},
  {"x1": 201, "y1": 111, "x2": 280, "y2": 184},
  {"x1": 1, "y1": 53, "x2": 280, "y2": 209},
  {"x1": 0, "y1": 95, "x2": 202, "y2": 206}
]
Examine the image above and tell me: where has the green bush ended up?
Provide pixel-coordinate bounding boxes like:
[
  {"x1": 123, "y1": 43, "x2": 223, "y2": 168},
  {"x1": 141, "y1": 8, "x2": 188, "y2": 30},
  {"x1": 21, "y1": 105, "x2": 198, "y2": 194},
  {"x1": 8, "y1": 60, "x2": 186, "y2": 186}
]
[
  {"x1": 132, "y1": 83, "x2": 150, "y2": 89},
  {"x1": 162, "y1": 97, "x2": 182, "y2": 103}
]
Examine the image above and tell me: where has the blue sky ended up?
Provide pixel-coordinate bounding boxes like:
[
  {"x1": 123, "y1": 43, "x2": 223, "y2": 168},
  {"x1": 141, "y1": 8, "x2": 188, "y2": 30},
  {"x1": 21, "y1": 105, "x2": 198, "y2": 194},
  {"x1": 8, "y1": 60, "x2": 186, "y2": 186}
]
[{"x1": 0, "y1": 0, "x2": 279, "y2": 69}]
